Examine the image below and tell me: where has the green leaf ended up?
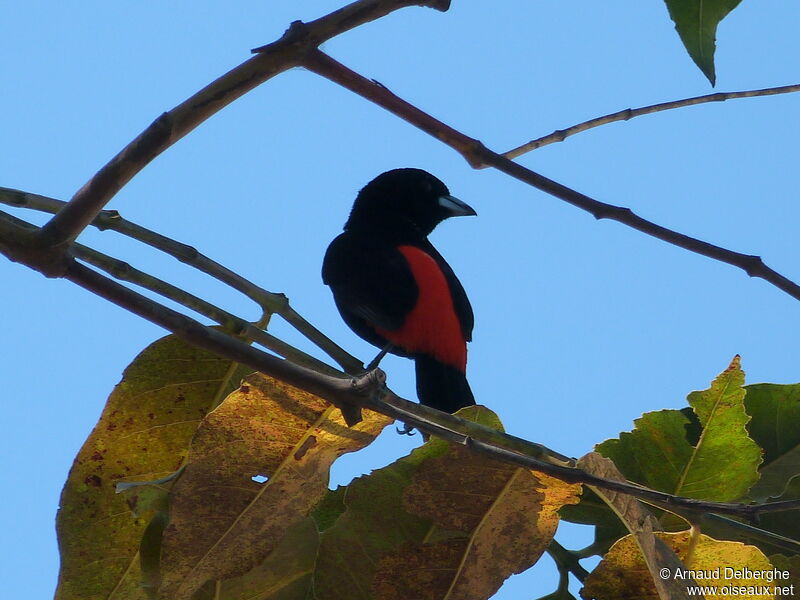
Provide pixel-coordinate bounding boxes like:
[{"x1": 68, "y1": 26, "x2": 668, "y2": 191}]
[
  {"x1": 745, "y1": 383, "x2": 800, "y2": 462},
  {"x1": 683, "y1": 355, "x2": 761, "y2": 499},
  {"x1": 756, "y1": 477, "x2": 800, "y2": 545},
  {"x1": 583, "y1": 531, "x2": 774, "y2": 600},
  {"x1": 663, "y1": 0, "x2": 742, "y2": 85},
  {"x1": 745, "y1": 383, "x2": 800, "y2": 501},
  {"x1": 596, "y1": 409, "x2": 696, "y2": 493},
  {"x1": 140, "y1": 512, "x2": 169, "y2": 599},
  {"x1": 769, "y1": 555, "x2": 800, "y2": 600},
  {"x1": 598, "y1": 356, "x2": 762, "y2": 501},
  {"x1": 310, "y1": 484, "x2": 348, "y2": 532},
  {"x1": 56, "y1": 333, "x2": 252, "y2": 600}
]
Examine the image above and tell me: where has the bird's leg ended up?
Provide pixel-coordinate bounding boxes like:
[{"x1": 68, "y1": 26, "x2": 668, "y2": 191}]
[{"x1": 366, "y1": 344, "x2": 393, "y2": 371}]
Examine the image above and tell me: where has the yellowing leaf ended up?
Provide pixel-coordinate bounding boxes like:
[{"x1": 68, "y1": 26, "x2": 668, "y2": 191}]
[
  {"x1": 157, "y1": 372, "x2": 392, "y2": 600},
  {"x1": 582, "y1": 531, "x2": 775, "y2": 600},
  {"x1": 310, "y1": 439, "x2": 440, "y2": 600},
  {"x1": 371, "y1": 406, "x2": 581, "y2": 600},
  {"x1": 56, "y1": 333, "x2": 252, "y2": 600},
  {"x1": 308, "y1": 406, "x2": 580, "y2": 600},
  {"x1": 382, "y1": 466, "x2": 579, "y2": 600},
  {"x1": 216, "y1": 517, "x2": 320, "y2": 600}
]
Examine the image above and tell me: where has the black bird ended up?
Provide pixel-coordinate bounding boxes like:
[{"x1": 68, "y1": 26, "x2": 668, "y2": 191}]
[{"x1": 322, "y1": 168, "x2": 476, "y2": 413}]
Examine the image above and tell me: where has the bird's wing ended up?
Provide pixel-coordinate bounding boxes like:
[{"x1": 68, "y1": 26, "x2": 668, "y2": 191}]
[{"x1": 322, "y1": 232, "x2": 418, "y2": 332}]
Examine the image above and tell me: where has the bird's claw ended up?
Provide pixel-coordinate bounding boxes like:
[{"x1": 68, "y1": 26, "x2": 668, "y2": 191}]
[{"x1": 396, "y1": 423, "x2": 416, "y2": 436}]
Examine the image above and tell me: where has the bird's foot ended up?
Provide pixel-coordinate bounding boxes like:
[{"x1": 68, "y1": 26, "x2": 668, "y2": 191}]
[{"x1": 396, "y1": 422, "x2": 417, "y2": 436}]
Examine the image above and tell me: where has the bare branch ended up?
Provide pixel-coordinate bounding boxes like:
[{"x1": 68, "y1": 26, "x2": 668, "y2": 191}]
[
  {"x1": 71, "y1": 251, "x2": 799, "y2": 519},
  {"x1": 1, "y1": 3, "x2": 796, "y2": 540},
  {"x1": 35, "y1": 0, "x2": 451, "y2": 250},
  {"x1": 504, "y1": 84, "x2": 800, "y2": 157},
  {"x1": 3, "y1": 205, "x2": 796, "y2": 521},
  {"x1": 73, "y1": 244, "x2": 339, "y2": 375},
  {"x1": 302, "y1": 50, "x2": 800, "y2": 304},
  {"x1": 0, "y1": 186, "x2": 362, "y2": 373}
]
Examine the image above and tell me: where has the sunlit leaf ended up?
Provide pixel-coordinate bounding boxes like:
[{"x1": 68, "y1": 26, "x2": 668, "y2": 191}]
[
  {"x1": 56, "y1": 333, "x2": 252, "y2": 600},
  {"x1": 598, "y1": 356, "x2": 761, "y2": 502},
  {"x1": 157, "y1": 372, "x2": 392, "y2": 600},
  {"x1": 376, "y1": 463, "x2": 580, "y2": 600},
  {"x1": 745, "y1": 383, "x2": 800, "y2": 502},
  {"x1": 582, "y1": 531, "x2": 774, "y2": 600}
]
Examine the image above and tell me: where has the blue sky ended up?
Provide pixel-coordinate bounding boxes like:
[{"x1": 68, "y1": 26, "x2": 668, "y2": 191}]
[{"x1": 1, "y1": 1, "x2": 799, "y2": 598}]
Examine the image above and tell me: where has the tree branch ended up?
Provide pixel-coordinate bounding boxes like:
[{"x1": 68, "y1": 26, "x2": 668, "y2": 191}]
[
  {"x1": 1, "y1": 3, "x2": 796, "y2": 543},
  {"x1": 504, "y1": 84, "x2": 800, "y2": 157},
  {"x1": 72, "y1": 244, "x2": 339, "y2": 375},
  {"x1": 34, "y1": 0, "x2": 451, "y2": 250},
  {"x1": 300, "y1": 50, "x2": 800, "y2": 304},
  {"x1": 3, "y1": 206, "x2": 795, "y2": 522},
  {"x1": 0, "y1": 186, "x2": 362, "y2": 373}
]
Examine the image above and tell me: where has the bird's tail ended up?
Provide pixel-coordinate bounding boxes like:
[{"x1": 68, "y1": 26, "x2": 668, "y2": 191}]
[{"x1": 414, "y1": 354, "x2": 475, "y2": 413}]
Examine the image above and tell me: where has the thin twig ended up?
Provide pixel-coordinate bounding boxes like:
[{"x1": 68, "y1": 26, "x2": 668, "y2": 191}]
[
  {"x1": 504, "y1": 84, "x2": 800, "y2": 157},
  {"x1": 34, "y1": 0, "x2": 450, "y2": 250},
  {"x1": 73, "y1": 244, "x2": 339, "y2": 375},
  {"x1": 301, "y1": 50, "x2": 800, "y2": 304},
  {"x1": 0, "y1": 186, "x2": 362, "y2": 373}
]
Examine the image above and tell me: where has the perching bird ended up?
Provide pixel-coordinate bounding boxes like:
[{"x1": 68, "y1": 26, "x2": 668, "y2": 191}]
[{"x1": 322, "y1": 168, "x2": 476, "y2": 414}]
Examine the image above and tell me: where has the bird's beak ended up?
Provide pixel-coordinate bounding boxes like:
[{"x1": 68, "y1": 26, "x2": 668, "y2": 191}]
[{"x1": 438, "y1": 195, "x2": 477, "y2": 217}]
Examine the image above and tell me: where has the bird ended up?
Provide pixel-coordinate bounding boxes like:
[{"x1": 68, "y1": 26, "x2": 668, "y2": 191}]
[{"x1": 322, "y1": 168, "x2": 477, "y2": 415}]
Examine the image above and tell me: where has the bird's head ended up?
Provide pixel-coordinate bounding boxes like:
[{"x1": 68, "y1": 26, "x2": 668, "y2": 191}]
[{"x1": 344, "y1": 168, "x2": 476, "y2": 238}]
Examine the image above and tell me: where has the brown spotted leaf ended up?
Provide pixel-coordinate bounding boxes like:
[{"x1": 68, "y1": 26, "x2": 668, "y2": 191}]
[
  {"x1": 370, "y1": 406, "x2": 581, "y2": 600},
  {"x1": 157, "y1": 372, "x2": 392, "y2": 600},
  {"x1": 55, "y1": 333, "x2": 253, "y2": 600},
  {"x1": 582, "y1": 531, "x2": 774, "y2": 600}
]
